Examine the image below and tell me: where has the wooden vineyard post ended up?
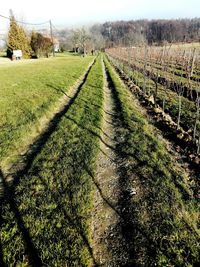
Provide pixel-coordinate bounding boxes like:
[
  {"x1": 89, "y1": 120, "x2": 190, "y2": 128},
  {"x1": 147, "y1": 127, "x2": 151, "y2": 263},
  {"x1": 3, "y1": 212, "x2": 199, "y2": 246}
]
[
  {"x1": 198, "y1": 133, "x2": 200, "y2": 155},
  {"x1": 193, "y1": 89, "x2": 200, "y2": 142},
  {"x1": 143, "y1": 46, "x2": 148, "y2": 95},
  {"x1": 190, "y1": 48, "x2": 196, "y2": 78}
]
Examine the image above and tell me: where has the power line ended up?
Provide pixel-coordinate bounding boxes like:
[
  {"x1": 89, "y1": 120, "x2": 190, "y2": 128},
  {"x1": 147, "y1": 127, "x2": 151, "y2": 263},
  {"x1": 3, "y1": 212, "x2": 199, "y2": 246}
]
[
  {"x1": 49, "y1": 20, "x2": 55, "y2": 57},
  {"x1": 0, "y1": 13, "x2": 49, "y2": 26},
  {"x1": 0, "y1": 13, "x2": 56, "y2": 57},
  {"x1": 52, "y1": 24, "x2": 60, "y2": 32}
]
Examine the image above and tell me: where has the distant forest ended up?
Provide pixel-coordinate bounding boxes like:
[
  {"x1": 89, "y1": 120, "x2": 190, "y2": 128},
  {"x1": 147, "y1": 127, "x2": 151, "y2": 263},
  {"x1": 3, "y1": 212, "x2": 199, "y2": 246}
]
[
  {"x1": 101, "y1": 18, "x2": 200, "y2": 46},
  {"x1": 55, "y1": 18, "x2": 200, "y2": 52}
]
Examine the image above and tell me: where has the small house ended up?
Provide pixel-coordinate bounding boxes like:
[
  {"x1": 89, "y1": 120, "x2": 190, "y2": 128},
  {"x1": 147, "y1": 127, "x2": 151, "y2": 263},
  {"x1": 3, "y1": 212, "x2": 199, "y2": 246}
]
[
  {"x1": 53, "y1": 38, "x2": 60, "y2": 52},
  {"x1": 12, "y1": 50, "x2": 22, "y2": 60}
]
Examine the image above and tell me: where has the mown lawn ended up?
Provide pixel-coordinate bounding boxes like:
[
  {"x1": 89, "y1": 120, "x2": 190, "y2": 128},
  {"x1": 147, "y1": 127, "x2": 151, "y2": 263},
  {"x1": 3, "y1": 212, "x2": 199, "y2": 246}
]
[
  {"x1": 104, "y1": 56, "x2": 200, "y2": 266},
  {"x1": 1, "y1": 55, "x2": 104, "y2": 266},
  {"x1": 0, "y1": 54, "x2": 94, "y2": 168}
]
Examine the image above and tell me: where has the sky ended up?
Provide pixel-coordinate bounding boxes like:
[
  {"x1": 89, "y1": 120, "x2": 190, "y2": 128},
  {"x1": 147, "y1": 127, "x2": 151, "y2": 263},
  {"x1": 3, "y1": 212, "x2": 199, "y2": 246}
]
[{"x1": 0, "y1": 0, "x2": 200, "y2": 33}]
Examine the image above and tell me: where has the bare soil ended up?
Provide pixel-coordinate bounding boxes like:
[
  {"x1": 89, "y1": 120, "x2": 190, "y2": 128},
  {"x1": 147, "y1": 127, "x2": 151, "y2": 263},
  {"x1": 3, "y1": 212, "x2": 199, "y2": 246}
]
[{"x1": 91, "y1": 61, "x2": 132, "y2": 266}]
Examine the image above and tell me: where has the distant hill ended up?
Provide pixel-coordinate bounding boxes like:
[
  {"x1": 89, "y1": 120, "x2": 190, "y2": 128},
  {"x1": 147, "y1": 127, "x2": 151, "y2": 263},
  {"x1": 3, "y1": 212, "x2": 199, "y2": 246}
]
[
  {"x1": 51, "y1": 18, "x2": 200, "y2": 50},
  {"x1": 101, "y1": 18, "x2": 200, "y2": 46}
]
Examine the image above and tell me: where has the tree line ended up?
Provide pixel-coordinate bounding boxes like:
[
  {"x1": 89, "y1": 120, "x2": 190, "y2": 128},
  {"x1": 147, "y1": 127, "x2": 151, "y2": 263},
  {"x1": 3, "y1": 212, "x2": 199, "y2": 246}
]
[
  {"x1": 100, "y1": 18, "x2": 200, "y2": 46},
  {"x1": 6, "y1": 15, "x2": 53, "y2": 59},
  {"x1": 4, "y1": 16, "x2": 200, "y2": 58},
  {"x1": 55, "y1": 18, "x2": 200, "y2": 53}
]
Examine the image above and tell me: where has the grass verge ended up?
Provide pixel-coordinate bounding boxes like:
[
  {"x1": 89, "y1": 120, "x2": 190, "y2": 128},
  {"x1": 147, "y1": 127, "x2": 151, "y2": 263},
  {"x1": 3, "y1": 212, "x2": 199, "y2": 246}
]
[
  {"x1": 0, "y1": 54, "x2": 94, "y2": 168},
  {"x1": 1, "y1": 55, "x2": 104, "y2": 266},
  {"x1": 111, "y1": 56, "x2": 199, "y2": 133},
  {"x1": 104, "y1": 55, "x2": 200, "y2": 266}
]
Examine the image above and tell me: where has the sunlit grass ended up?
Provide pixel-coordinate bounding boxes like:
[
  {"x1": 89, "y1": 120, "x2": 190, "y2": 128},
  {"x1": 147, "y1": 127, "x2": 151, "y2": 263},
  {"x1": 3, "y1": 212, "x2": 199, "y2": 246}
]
[
  {"x1": 0, "y1": 54, "x2": 94, "y2": 167},
  {"x1": 1, "y1": 55, "x2": 104, "y2": 266},
  {"x1": 104, "y1": 56, "x2": 200, "y2": 266}
]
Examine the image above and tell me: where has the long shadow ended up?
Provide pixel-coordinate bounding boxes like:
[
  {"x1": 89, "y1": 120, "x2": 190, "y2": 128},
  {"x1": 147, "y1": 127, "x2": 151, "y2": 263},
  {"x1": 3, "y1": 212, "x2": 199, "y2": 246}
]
[
  {"x1": 2, "y1": 163, "x2": 98, "y2": 266},
  {"x1": 5, "y1": 59, "x2": 95, "y2": 192},
  {"x1": 85, "y1": 156, "x2": 163, "y2": 265},
  {"x1": 104, "y1": 59, "x2": 182, "y2": 266},
  {"x1": 0, "y1": 241, "x2": 4, "y2": 267},
  {"x1": 84, "y1": 164, "x2": 121, "y2": 217},
  {"x1": 65, "y1": 115, "x2": 116, "y2": 151},
  {"x1": 0, "y1": 201, "x2": 5, "y2": 267},
  {"x1": 0, "y1": 59, "x2": 96, "y2": 266},
  {"x1": 47, "y1": 83, "x2": 104, "y2": 113},
  {"x1": 103, "y1": 60, "x2": 175, "y2": 266},
  {"x1": 104, "y1": 119, "x2": 115, "y2": 126},
  {"x1": 46, "y1": 83, "x2": 71, "y2": 97},
  {"x1": 105, "y1": 68, "x2": 133, "y2": 136},
  {"x1": 0, "y1": 169, "x2": 42, "y2": 267},
  {"x1": 98, "y1": 148, "x2": 113, "y2": 161},
  {"x1": 59, "y1": 93, "x2": 112, "y2": 139},
  {"x1": 104, "y1": 66, "x2": 138, "y2": 265},
  {"x1": 70, "y1": 95, "x2": 104, "y2": 113},
  {"x1": 35, "y1": 170, "x2": 98, "y2": 266}
]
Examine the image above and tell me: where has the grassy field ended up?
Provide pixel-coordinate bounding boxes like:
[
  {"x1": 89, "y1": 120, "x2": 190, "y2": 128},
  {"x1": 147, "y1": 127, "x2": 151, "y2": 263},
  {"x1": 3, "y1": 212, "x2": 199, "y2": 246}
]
[
  {"x1": 1, "y1": 51, "x2": 199, "y2": 266},
  {"x1": 104, "y1": 56, "x2": 200, "y2": 266},
  {"x1": 0, "y1": 54, "x2": 94, "y2": 168},
  {"x1": 1, "y1": 55, "x2": 104, "y2": 266}
]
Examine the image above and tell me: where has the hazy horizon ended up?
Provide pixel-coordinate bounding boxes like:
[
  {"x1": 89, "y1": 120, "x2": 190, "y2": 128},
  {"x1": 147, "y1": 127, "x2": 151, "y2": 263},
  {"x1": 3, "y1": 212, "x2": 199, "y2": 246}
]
[{"x1": 0, "y1": 0, "x2": 200, "y2": 33}]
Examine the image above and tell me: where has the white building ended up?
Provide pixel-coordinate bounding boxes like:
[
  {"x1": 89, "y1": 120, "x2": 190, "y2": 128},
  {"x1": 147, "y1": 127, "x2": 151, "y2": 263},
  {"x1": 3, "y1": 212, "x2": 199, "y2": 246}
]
[{"x1": 53, "y1": 38, "x2": 60, "y2": 52}]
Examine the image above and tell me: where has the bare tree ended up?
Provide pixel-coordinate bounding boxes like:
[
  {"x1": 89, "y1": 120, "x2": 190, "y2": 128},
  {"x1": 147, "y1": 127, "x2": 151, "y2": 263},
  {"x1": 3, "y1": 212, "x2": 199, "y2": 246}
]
[
  {"x1": 71, "y1": 30, "x2": 79, "y2": 53},
  {"x1": 90, "y1": 24, "x2": 105, "y2": 51},
  {"x1": 78, "y1": 28, "x2": 90, "y2": 56}
]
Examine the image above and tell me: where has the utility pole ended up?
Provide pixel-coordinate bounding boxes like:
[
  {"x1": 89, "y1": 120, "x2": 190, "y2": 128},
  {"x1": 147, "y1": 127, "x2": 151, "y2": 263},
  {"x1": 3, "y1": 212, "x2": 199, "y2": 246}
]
[
  {"x1": 49, "y1": 20, "x2": 55, "y2": 57},
  {"x1": 9, "y1": 9, "x2": 14, "y2": 18}
]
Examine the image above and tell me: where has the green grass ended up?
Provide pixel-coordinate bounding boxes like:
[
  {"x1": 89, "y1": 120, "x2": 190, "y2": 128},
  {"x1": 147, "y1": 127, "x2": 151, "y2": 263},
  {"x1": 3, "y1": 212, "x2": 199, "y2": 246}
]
[
  {"x1": 0, "y1": 51, "x2": 6, "y2": 57},
  {"x1": 0, "y1": 54, "x2": 94, "y2": 168},
  {"x1": 104, "y1": 56, "x2": 200, "y2": 266},
  {"x1": 1, "y1": 55, "x2": 104, "y2": 266}
]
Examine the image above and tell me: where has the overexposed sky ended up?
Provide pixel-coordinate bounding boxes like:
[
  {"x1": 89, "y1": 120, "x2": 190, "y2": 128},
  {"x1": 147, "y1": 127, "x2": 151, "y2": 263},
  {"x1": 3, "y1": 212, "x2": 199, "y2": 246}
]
[{"x1": 0, "y1": 0, "x2": 200, "y2": 31}]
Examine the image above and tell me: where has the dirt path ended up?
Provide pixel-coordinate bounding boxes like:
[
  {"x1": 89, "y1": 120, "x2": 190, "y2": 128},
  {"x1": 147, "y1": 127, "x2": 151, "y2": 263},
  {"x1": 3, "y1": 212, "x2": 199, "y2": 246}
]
[{"x1": 91, "y1": 60, "x2": 131, "y2": 266}]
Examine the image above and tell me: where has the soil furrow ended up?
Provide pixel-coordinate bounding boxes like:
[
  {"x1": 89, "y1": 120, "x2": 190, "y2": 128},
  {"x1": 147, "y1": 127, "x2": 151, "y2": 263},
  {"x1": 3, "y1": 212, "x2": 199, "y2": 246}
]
[{"x1": 92, "y1": 60, "x2": 131, "y2": 266}]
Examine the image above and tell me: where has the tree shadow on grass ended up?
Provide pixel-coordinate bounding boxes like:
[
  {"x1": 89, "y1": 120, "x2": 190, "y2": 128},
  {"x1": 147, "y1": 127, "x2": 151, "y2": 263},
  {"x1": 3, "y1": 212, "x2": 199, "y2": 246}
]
[
  {"x1": 0, "y1": 169, "x2": 42, "y2": 267},
  {"x1": 95, "y1": 62, "x2": 178, "y2": 266},
  {"x1": 46, "y1": 83, "x2": 72, "y2": 98},
  {"x1": 47, "y1": 82, "x2": 104, "y2": 112},
  {"x1": 0, "y1": 242, "x2": 4, "y2": 267},
  {"x1": 5, "y1": 60, "x2": 96, "y2": 193},
  {"x1": 28, "y1": 165, "x2": 98, "y2": 266},
  {"x1": 65, "y1": 115, "x2": 115, "y2": 151},
  {"x1": 0, "y1": 203, "x2": 5, "y2": 267},
  {"x1": 1, "y1": 164, "x2": 99, "y2": 266},
  {"x1": 0, "y1": 59, "x2": 97, "y2": 267},
  {"x1": 84, "y1": 164, "x2": 121, "y2": 218}
]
